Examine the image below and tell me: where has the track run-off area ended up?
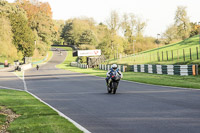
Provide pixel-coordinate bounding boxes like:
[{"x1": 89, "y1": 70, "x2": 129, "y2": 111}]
[{"x1": 1, "y1": 48, "x2": 200, "y2": 133}]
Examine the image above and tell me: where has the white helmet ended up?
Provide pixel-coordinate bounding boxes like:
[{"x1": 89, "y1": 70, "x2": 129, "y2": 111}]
[{"x1": 112, "y1": 64, "x2": 117, "y2": 69}]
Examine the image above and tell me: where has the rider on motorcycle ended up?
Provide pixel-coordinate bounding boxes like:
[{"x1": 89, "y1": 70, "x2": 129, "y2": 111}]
[{"x1": 106, "y1": 64, "x2": 123, "y2": 86}]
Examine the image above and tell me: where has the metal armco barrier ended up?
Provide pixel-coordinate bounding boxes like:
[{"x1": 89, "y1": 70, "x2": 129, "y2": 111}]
[{"x1": 99, "y1": 64, "x2": 198, "y2": 76}]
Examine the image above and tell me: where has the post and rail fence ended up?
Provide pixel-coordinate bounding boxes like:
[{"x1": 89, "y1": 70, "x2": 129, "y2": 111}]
[{"x1": 106, "y1": 46, "x2": 200, "y2": 65}]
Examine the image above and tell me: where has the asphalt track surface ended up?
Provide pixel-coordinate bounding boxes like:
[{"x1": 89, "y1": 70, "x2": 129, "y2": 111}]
[
  {"x1": 0, "y1": 71, "x2": 24, "y2": 90},
  {"x1": 1, "y1": 48, "x2": 200, "y2": 133}
]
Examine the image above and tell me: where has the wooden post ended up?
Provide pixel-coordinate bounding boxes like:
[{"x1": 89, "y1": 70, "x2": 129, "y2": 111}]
[
  {"x1": 162, "y1": 51, "x2": 163, "y2": 61},
  {"x1": 157, "y1": 52, "x2": 160, "y2": 61},
  {"x1": 166, "y1": 51, "x2": 168, "y2": 61},
  {"x1": 183, "y1": 49, "x2": 185, "y2": 61},
  {"x1": 197, "y1": 47, "x2": 199, "y2": 59},
  {"x1": 171, "y1": 50, "x2": 173, "y2": 61},
  {"x1": 190, "y1": 48, "x2": 192, "y2": 60}
]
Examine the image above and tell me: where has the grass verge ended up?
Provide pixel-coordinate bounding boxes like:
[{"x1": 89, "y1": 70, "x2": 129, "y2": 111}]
[
  {"x1": 0, "y1": 89, "x2": 83, "y2": 133},
  {"x1": 57, "y1": 49, "x2": 200, "y2": 89}
]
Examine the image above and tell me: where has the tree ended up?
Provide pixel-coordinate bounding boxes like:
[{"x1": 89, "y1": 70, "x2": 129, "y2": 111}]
[
  {"x1": 9, "y1": 13, "x2": 35, "y2": 57},
  {"x1": 97, "y1": 31, "x2": 113, "y2": 59},
  {"x1": 53, "y1": 20, "x2": 65, "y2": 45},
  {"x1": 79, "y1": 30, "x2": 97, "y2": 45},
  {"x1": 16, "y1": 0, "x2": 55, "y2": 55},
  {"x1": 105, "y1": 10, "x2": 122, "y2": 57},
  {"x1": 0, "y1": 0, "x2": 35, "y2": 58},
  {"x1": 120, "y1": 13, "x2": 147, "y2": 54},
  {"x1": 163, "y1": 24, "x2": 179, "y2": 44},
  {"x1": 106, "y1": 10, "x2": 120, "y2": 36},
  {"x1": 174, "y1": 6, "x2": 191, "y2": 39},
  {"x1": 121, "y1": 13, "x2": 146, "y2": 38},
  {"x1": 61, "y1": 18, "x2": 97, "y2": 46},
  {"x1": 61, "y1": 21, "x2": 75, "y2": 45},
  {"x1": 135, "y1": 17, "x2": 146, "y2": 37},
  {"x1": 189, "y1": 22, "x2": 199, "y2": 37},
  {"x1": 0, "y1": 15, "x2": 18, "y2": 59},
  {"x1": 121, "y1": 13, "x2": 132, "y2": 39}
]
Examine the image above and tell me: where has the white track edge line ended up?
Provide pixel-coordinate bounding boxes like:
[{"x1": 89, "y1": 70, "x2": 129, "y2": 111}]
[
  {"x1": 12, "y1": 61, "x2": 91, "y2": 133},
  {"x1": 26, "y1": 91, "x2": 91, "y2": 133},
  {"x1": 13, "y1": 71, "x2": 27, "y2": 91},
  {"x1": 23, "y1": 71, "x2": 27, "y2": 91},
  {"x1": 0, "y1": 86, "x2": 24, "y2": 91},
  {"x1": 0, "y1": 86, "x2": 91, "y2": 133},
  {"x1": 23, "y1": 52, "x2": 91, "y2": 133}
]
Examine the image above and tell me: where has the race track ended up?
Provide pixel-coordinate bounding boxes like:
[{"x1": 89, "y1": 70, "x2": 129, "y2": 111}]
[{"x1": 23, "y1": 48, "x2": 200, "y2": 133}]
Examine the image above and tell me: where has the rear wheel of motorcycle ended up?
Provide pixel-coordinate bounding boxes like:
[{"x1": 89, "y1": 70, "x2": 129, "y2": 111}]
[{"x1": 113, "y1": 82, "x2": 118, "y2": 94}]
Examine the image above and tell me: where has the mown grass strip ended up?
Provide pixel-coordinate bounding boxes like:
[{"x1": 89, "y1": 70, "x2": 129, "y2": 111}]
[
  {"x1": 56, "y1": 48, "x2": 200, "y2": 89},
  {"x1": 0, "y1": 89, "x2": 83, "y2": 133}
]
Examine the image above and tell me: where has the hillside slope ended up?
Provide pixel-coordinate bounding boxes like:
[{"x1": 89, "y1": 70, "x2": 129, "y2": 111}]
[{"x1": 107, "y1": 35, "x2": 200, "y2": 65}]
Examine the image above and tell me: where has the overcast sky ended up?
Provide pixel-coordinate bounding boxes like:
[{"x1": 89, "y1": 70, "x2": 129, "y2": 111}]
[{"x1": 7, "y1": 0, "x2": 200, "y2": 37}]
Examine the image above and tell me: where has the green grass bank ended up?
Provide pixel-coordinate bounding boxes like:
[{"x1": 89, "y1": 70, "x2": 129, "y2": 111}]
[{"x1": 108, "y1": 35, "x2": 200, "y2": 65}]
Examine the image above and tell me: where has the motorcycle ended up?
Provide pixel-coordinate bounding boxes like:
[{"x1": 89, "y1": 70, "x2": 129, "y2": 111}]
[{"x1": 107, "y1": 71, "x2": 121, "y2": 94}]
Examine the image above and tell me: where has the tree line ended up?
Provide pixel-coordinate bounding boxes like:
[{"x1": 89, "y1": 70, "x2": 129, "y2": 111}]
[
  {"x1": 0, "y1": 0, "x2": 199, "y2": 63},
  {"x1": 60, "y1": 12, "x2": 157, "y2": 62},
  {"x1": 0, "y1": 0, "x2": 57, "y2": 62},
  {"x1": 59, "y1": 7, "x2": 199, "y2": 62},
  {"x1": 163, "y1": 6, "x2": 199, "y2": 44}
]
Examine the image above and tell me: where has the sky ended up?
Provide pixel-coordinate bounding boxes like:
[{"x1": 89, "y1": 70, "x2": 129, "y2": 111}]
[{"x1": 7, "y1": 0, "x2": 200, "y2": 37}]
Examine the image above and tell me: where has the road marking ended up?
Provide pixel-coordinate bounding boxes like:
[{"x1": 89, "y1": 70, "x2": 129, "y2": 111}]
[
  {"x1": 23, "y1": 71, "x2": 27, "y2": 91},
  {"x1": 0, "y1": 86, "x2": 91, "y2": 133},
  {"x1": 22, "y1": 52, "x2": 91, "y2": 133},
  {"x1": 26, "y1": 91, "x2": 91, "y2": 133},
  {"x1": 10, "y1": 52, "x2": 91, "y2": 133},
  {"x1": 0, "y1": 86, "x2": 24, "y2": 91},
  {"x1": 13, "y1": 71, "x2": 27, "y2": 91}
]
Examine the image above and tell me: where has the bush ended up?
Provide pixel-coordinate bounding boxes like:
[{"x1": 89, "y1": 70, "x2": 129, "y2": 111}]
[{"x1": 79, "y1": 45, "x2": 96, "y2": 50}]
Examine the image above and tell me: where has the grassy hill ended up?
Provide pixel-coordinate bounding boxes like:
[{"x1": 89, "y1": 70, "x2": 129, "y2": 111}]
[{"x1": 107, "y1": 35, "x2": 200, "y2": 65}]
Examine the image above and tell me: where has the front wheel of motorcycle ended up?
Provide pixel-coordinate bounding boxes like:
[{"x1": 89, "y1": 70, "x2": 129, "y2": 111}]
[
  {"x1": 107, "y1": 85, "x2": 112, "y2": 93},
  {"x1": 113, "y1": 82, "x2": 118, "y2": 94}
]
